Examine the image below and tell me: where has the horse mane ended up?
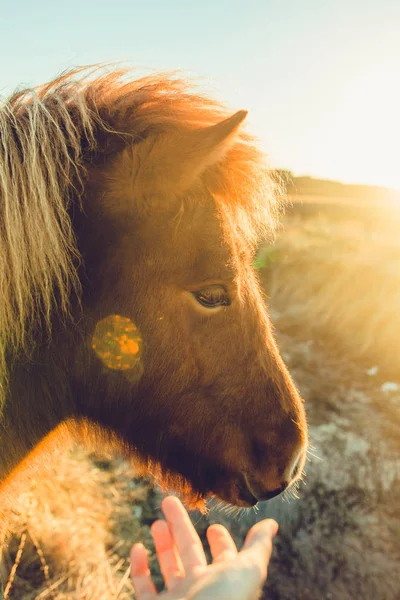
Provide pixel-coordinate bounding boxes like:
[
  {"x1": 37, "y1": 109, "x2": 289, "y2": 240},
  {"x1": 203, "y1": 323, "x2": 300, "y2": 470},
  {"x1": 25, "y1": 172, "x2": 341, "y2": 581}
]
[{"x1": 0, "y1": 65, "x2": 283, "y2": 412}]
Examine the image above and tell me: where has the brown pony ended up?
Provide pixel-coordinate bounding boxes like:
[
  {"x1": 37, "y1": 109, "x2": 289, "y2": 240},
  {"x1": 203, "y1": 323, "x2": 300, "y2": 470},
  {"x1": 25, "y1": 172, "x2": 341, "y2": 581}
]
[{"x1": 0, "y1": 67, "x2": 307, "y2": 512}]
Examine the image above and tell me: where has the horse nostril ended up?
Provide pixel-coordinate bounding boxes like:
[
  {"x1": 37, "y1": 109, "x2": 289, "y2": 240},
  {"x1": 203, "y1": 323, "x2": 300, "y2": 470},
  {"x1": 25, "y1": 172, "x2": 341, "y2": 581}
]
[
  {"x1": 283, "y1": 450, "x2": 305, "y2": 483},
  {"x1": 292, "y1": 453, "x2": 302, "y2": 479},
  {"x1": 291, "y1": 454, "x2": 303, "y2": 479},
  {"x1": 251, "y1": 439, "x2": 266, "y2": 466}
]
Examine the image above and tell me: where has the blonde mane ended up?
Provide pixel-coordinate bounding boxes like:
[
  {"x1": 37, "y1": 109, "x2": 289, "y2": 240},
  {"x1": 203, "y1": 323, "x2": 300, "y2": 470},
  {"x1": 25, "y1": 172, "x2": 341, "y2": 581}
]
[{"x1": 0, "y1": 66, "x2": 283, "y2": 413}]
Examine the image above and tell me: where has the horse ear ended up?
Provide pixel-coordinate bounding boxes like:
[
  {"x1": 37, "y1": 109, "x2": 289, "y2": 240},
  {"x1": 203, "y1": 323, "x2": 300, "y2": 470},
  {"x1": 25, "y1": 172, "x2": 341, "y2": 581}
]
[
  {"x1": 186, "y1": 109, "x2": 248, "y2": 171},
  {"x1": 101, "y1": 110, "x2": 247, "y2": 216},
  {"x1": 135, "y1": 110, "x2": 248, "y2": 200}
]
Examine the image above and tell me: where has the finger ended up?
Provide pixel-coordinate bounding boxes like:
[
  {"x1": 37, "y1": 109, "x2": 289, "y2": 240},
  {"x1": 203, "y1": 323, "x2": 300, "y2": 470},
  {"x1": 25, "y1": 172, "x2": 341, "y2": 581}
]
[
  {"x1": 161, "y1": 496, "x2": 207, "y2": 570},
  {"x1": 130, "y1": 543, "x2": 157, "y2": 600},
  {"x1": 241, "y1": 519, "x2": 279, "y2": 574},
  {"x1": 207, "y1": 524, "x2": 238, "y2": 563},
  {"x1": 151, "y1": 519, "x2": 184, "y2": 590},
  {"x1": 244, "y1": 519, "x2": 279, "y2": 548}
]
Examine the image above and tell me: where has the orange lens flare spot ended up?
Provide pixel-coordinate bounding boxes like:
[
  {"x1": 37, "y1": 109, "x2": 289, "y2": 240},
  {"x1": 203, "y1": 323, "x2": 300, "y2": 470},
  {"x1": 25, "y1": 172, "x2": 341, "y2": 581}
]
[{"x1": 91, "y1": 315, "x2": 143, "y2": 372}]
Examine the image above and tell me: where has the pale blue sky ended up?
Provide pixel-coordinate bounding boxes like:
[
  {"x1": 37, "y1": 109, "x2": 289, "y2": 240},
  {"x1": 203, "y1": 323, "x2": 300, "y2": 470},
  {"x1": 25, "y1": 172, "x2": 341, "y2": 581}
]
[{"x1": 1, "y1": 0, "x2": 399, "y2": 188}]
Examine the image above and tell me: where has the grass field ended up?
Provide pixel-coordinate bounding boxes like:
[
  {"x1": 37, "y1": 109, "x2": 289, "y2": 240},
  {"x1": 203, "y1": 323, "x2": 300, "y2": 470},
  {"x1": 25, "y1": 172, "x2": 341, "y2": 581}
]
[
  {"x1": 1, "y1": 197, "x2": 399, "y2": 599},
  {"x1": 259, "y1": 198, "x2": 400, "y2": 378}
]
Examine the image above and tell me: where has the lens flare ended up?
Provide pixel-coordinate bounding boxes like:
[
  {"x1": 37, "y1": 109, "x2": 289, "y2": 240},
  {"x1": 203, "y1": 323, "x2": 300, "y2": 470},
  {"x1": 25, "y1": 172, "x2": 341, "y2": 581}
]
[{"x1": 91, "y1": 315, "x2": 143, "y2": 371}]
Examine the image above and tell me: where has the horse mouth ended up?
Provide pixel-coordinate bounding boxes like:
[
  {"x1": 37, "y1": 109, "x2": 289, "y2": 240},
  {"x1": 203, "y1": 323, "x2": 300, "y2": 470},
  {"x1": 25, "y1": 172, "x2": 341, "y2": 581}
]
[
  {"x1": 132, "y1": 435, "x2": 287, "y2": 509},
  {"x1": 233, "y1": 474, "x2": 259, "y2": 506},
  {"x1": 136, "y1": 454, "x2": 285, "y2": 510},
  {"x1": 212, "y1": 472, "x2": 287, "y2": 507}
]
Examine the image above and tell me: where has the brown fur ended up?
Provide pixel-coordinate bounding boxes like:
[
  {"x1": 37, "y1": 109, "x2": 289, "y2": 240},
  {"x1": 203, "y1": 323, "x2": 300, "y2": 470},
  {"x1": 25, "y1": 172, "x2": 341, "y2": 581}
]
[{"x1": 0, "y1": 66, "x2": 307, "y2": 511}]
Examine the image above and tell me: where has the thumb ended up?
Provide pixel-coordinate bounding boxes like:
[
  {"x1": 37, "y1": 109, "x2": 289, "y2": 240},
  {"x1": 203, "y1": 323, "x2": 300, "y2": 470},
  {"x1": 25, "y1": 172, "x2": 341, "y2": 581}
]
[
  {"x1": 245, "y1": 519, "x2": 279, "y2": 545},
  {"x1": 242, "y1": 519, "x2": 279, "y2": 564}
]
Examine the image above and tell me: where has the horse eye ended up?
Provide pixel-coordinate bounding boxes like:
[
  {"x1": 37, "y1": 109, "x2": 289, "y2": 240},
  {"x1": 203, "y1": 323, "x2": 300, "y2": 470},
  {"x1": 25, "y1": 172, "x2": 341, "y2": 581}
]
[{"x1": 192, "y1": 285, "x2": 231, "y2": 308}]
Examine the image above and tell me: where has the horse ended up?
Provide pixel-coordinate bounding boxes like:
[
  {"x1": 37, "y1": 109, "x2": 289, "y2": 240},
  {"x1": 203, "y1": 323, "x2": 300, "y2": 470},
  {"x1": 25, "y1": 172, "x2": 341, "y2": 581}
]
[{"x1": 0, "y1": 67, "x2": 308, "y2": 514}]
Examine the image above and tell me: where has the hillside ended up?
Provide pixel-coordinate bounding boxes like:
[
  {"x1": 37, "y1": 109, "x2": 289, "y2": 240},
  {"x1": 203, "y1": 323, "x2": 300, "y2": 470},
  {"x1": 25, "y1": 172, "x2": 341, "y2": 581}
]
[{"x1": 276, "y1": 171, "x2": 400, "y2": 206}]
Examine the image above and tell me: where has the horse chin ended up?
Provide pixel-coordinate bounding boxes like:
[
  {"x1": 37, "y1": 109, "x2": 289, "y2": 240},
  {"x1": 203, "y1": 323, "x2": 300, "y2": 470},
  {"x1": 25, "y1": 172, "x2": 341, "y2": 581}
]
[
  {"x1": 131, "y1": 455, "x2": 209, "y2": 513},
  {"x1": 211, "y1": 473, "x2": 260, "y2": 508},
  {"x1": 132, "y1": 454, "x2": 259, "y2": 513}
]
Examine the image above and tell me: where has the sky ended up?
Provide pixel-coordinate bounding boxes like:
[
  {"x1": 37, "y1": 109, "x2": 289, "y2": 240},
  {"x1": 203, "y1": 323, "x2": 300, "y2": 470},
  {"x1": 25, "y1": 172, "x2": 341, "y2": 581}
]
[{"x1": 1, "y1": 0, "x2": 399, "y2": 189}]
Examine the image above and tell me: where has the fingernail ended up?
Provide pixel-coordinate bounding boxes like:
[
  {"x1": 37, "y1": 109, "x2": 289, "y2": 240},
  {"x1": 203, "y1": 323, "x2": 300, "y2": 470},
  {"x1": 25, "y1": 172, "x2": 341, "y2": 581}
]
[
  {"x1": 270, "y1": 520, "x2": 279, "y2": 536},
  {"x1": 132, "y1": 543, "x2": 144, "y2": 551}
]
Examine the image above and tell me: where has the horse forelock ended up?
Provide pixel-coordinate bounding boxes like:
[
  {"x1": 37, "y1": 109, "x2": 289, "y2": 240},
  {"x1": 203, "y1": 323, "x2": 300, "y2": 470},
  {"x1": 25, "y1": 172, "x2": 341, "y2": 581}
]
[{"x1": 0, "y1": 65, "x2": 285, "y2": 414}]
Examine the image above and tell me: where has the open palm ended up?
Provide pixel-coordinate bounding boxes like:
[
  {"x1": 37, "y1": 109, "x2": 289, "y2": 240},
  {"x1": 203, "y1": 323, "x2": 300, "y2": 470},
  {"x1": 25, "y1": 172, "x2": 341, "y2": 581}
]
[{"x1": 131, "y1": 496, "x2": 278, "y2": 600}]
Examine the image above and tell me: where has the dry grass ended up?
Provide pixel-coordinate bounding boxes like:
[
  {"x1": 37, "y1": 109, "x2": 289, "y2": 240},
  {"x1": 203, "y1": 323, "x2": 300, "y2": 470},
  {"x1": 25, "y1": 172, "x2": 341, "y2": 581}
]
[
  {"x1": 0, "y1": 447, "x2": 160, "y2": 600},
  {"x1": 258, "y1": 205, "x2": 400, "y2": 377}
]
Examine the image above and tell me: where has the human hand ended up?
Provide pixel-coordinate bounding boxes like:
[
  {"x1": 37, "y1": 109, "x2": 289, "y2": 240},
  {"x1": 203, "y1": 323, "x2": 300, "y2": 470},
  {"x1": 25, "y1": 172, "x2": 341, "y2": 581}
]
[{"x1": 131, "y1": 496, "x2": 278, "y2": 600}]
